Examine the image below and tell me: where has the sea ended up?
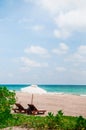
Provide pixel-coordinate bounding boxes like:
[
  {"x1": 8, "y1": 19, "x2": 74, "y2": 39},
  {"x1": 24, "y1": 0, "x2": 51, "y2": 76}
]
[{"x1": 0, "y1": 84, "x2": 86, "y2": 96}]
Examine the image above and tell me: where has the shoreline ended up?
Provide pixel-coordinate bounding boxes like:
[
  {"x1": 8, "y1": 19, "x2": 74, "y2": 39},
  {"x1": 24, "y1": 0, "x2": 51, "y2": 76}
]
[
  {"x1": 15, "y1": 90, "x2": 86, "y2": 97},
  {"x1": 15, "y1": 92, "x2": 86, "y2": 118}
]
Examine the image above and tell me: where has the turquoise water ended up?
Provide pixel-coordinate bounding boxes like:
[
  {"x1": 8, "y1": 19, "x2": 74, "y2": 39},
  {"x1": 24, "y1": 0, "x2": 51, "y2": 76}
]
[{"x1": 0, "y1": 84, "x2": 86, "y2": 95}]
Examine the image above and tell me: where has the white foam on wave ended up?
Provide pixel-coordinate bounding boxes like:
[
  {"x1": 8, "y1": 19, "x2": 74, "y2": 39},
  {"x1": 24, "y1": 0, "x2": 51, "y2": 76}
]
[
  {"x1": 47, "y1": 92, "x2": 64, "y2": 95},
  {"x1": 80, "y1": 94, "x2": 86, "y2": 96}
]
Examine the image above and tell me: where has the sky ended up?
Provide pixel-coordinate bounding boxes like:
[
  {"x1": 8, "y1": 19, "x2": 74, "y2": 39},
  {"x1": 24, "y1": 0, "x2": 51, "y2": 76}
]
[{"x1": 0, "y1": 0, "x2": 86, "y2": 84}]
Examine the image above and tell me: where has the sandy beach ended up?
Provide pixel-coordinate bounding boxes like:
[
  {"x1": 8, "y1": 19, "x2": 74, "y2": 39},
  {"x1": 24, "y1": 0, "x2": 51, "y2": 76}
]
[{"x1": 14, "y1": 92, "x2": 86, "y2": 118}]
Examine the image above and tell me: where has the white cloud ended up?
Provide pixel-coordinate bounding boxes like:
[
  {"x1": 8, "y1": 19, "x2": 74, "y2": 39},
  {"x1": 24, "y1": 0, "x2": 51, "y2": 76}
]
[
  {"x1": 60, "y1": 43, "x2": 69, "y2": 50},
  {"x1": 66, "y1": 53, "x2": 84, "y2": 62},
  {"x1": 36, "y1": 0, "x2": 86, "y2": 38},
  {"x1": 38, "y1": 0, "x2": 75, "y2": 15},
  {"x1": 21, "y1": 57, "x2": 40, "y2": 67},
  {"x1": 24, "y1": 25, "x2": 45, "y2": 32},
  {"x1": 21, "y1": 57, "x2": 48, "y2": 68},
  {"x1": 66, "y1": 45, "x2": 86, "y2": 63},
  {"x1": 56, "y1": 10, "x2": 86, "y2": 29},
  {"x1": 52, "y1": 43, "x2": 69, "y2": 55},
  {"x1": 56, "y1": 66, "x2": 66, "y2": 72},
  {"x1": 55, "y1": 9, "x2": 86, "y2": 34},
  {"x1": 24, "y1": 45, "x2": 50, "y2": 57},
  {"x1": 77, "y1": 45, "x2": 86, "y2": 55},
  {"x1": 54, "y1": 29, "x2": 70, "y2": 38},
  {"x1": 31, "y1": 25, "x2": 44, "y2": 31}
]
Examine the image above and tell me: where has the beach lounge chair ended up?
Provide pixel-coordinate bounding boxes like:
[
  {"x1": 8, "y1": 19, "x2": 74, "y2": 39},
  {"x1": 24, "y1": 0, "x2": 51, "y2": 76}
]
[
  {"x1": 13, "y1": 103, "x2": 28, "y2": 113},
  {"x1": 28, "y1": 104, "x2": 46, "y2": 115}
]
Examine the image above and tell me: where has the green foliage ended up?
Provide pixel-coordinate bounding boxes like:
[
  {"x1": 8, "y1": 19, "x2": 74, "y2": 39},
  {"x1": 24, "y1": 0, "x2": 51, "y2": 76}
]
[
  {"x1": 46, "y1": 112, "x2": 58, "y2": 129},
  {"x1": 57, "y1": 110, "x2": 64, "y2": 116},
  {"x1": 75, "y1": 116, "x2": 86, "y2": 130},
  {"x1": 0, "y1": 111, "x2": 86, "y2": 130},
  {"x1": 0, "y1": 86, "x2": 16, "y2": 124}
]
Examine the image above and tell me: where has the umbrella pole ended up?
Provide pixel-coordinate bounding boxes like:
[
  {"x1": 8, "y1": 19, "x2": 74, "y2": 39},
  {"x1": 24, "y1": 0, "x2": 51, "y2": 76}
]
[{"x1": 31, "y1": 94, "x2": 33, "y2": 104}]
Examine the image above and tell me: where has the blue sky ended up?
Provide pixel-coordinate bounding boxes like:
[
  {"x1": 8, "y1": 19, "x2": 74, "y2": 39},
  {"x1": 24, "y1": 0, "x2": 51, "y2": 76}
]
[{"x1": 0, "y1": 0, "x2": 86, "y2": 84}]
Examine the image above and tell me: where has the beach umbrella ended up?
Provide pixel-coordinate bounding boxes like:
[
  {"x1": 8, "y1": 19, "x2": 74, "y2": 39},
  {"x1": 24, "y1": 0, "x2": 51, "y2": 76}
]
[{"x1": 21, "y1": 85, "x2": 47, "y2": 104}]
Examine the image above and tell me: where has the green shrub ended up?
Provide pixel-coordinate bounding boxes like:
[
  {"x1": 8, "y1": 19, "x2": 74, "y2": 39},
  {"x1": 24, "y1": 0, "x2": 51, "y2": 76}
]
[
  {"x1": 75, "y1": 116, "x2": 86, "y2": 130},
  {"x1": 0, "y1": 110, "x2": 86, "y2": 130},
  {"x1": 45, "y1": 112, "x2": 59, "y2": 129},
  {"x1": 0, "y1": 86, "x2": 16, "y2": 124}
]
